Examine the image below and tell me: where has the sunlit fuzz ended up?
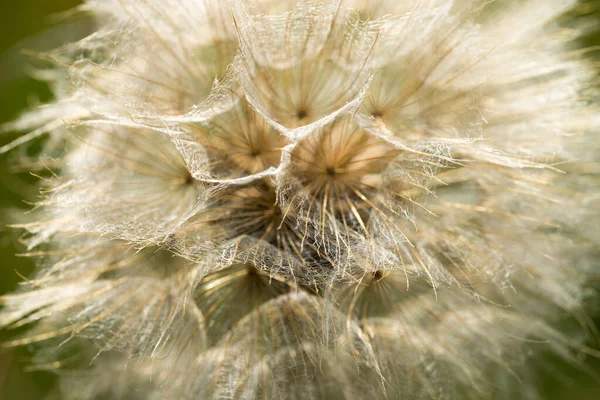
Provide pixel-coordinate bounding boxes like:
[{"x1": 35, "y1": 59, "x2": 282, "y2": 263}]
[
  {"x1": 0, "y1": 242, "x2": 203, "y2": 359},
  {"x1": 235, "y1": 0, "x2": 377, "y2": 132},
  {"x1": 184, "y1": 95, "x2": 287, "y2": 179},
  {"x1": 195, "y1": 263, "x2": 293, "y2": 344},
  {"x1": 287, "y1": 116, "x2": 399, "y2": 238},
  {"x1": 173, "y1": 180, "x2": 339, "y2": 288},
  {"x1": 193, "y1": 181, "x2": 283, "y2": 243},
  {"x1": 31, "y1": 326, "x2": 205, "y2": 400},
  {"x1": 358, "y1": 62, "x2": 483, "y2": 141},
  {"x1": 361, "y1": 305, "x2": 574, "y2": 399},
  {"x1": 49, "y1": 352, "x2": 171, "y2": 400},
  {"x1": 0, "y1": 0, "x2": 598, "y2": 399},
  {"x1": 173, "y1": 344, "x2": 371, "y2": 399},
  {"x1": 26, "y1": 125, "x2": 202, "y2": 245},
  {"x1": 282, "y1": 114, "x2": 448, "y2": 278},
  {"x1": 357, "y1": 0, "x2": 595, "y2": 170},
  {"x1": 332, "y1": 270, "x2": 587, "y2": 398},
  {"x1": 390, "y1": 162, "x2": 600, "y2": 290},
  {"x1": 66, "y1": 0, "x2": 239, "y2": 116},
  {"x1": 334, "y1": 269, "x2": 424, "y2": 319},
  {"x1": 355, "y1": 4, "x2": 490, "y2": 144},
  {"x1": 166, "y1": 291, "x2": 379, "y2": 399},
  {"x1": 347, "y1": 0, "x2": 408, "y2": 20}
]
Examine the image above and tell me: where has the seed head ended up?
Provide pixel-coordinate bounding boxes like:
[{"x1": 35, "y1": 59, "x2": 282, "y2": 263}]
[{"x1": 1, "y1": 0, "x2": 599, "y2": 399}]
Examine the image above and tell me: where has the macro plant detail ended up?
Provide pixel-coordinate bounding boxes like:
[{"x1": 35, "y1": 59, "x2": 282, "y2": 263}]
[{"x1": 0, "y1": 0, "x2": 599, "y2": 399}]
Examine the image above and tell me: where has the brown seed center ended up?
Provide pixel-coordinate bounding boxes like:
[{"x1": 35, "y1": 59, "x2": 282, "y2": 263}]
[{"x1": 296, "y1": 109, "x2": 308, "y2": 120}]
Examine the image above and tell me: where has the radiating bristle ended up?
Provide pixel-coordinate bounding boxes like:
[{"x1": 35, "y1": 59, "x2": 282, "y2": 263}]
[
  {"x1": 0, "y1": 0, "x2": 598, "y2": 399},
  {"x1": 196, "y1": 263, "x2": 292, "y2": 344},
  {"x1": 188, "y1": 96, "x2": 288, "y2": 178}
]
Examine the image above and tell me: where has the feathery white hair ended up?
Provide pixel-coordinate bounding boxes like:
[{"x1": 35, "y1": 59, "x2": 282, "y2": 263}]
[{"x1": 1, "y1": 0, "x2": 599, "y2": 399}]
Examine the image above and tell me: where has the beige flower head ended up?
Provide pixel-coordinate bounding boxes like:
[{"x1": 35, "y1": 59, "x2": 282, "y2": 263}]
[{"x1": 1, "y1": 0, "x2": 599, "y2": 399}]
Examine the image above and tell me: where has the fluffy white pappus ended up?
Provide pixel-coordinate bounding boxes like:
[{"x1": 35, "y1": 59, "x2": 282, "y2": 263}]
[
  {"x1": 1, "y1": 0, "x2": 599, "y2": 399},
  {"x1": 0, "y1": 241, "x2": 204, "y2": 359}
]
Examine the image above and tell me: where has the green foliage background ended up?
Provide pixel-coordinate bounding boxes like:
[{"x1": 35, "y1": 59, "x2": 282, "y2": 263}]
[{"x1": 0, "y1": 1, "x2": 598, "y2": 399}]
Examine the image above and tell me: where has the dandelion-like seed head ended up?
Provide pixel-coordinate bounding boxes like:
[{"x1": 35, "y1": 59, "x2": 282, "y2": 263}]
[{"x1": 1, "y1": 0, "x2": 598, "y2": 399}]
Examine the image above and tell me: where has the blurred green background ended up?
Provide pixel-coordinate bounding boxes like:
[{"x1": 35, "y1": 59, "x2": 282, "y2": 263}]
[
  {"x1": 0, "y1": 2, "x2": 89, "y2": 398},
  {"x1": 0, "y1": 1, "x2": 599, "y2": 399}
]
